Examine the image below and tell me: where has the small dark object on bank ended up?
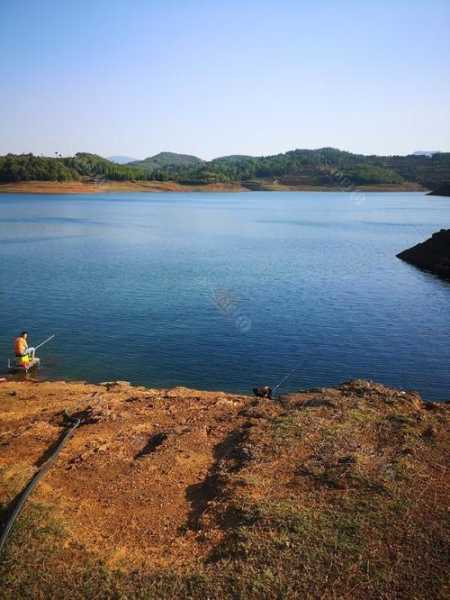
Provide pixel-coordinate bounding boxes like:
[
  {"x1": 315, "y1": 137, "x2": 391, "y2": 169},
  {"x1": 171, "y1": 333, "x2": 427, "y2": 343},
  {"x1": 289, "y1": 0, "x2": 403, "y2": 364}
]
[{"x1": 253, "y1": 386, "x2": 272, "y2": 399}]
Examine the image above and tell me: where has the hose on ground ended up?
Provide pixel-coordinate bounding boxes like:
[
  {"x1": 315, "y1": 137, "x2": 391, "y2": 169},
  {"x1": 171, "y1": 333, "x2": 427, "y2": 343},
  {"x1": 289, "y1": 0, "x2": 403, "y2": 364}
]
[{"x1": 0, "y1": 415, "x2": 81, "y2": 555}]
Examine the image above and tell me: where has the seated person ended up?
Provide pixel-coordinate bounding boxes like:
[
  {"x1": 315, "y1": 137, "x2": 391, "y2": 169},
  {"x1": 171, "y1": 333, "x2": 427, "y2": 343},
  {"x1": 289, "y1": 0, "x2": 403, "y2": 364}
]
[{"x1": 14, "y1": 331, "x2": 35, "y2": 361}]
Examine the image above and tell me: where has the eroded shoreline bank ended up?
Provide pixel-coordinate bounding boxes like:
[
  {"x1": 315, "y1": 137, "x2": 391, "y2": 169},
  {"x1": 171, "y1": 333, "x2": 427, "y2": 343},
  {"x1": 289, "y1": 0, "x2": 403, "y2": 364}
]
[{"x1": 0, "y1": 180, "x2": 426, "y2": 194}]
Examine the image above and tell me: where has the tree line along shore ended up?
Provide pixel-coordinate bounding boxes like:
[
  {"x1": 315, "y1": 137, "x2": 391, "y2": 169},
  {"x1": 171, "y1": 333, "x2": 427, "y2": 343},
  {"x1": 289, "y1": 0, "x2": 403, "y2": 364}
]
[{"x1": 0, "y1": 148, "x2": 449, "y2": 193}]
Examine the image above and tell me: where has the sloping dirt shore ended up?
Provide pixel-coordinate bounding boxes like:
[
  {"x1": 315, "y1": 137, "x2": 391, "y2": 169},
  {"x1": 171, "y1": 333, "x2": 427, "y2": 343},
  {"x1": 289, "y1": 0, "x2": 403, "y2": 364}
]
[
  {"x1": 0, "y1": 378, "x2": 449, "y2": 598},
  {"x1": 0, "y1": 180, "x2": 248, "y2": 194},
  {"x1": 0, "y1": 180, "x2": 426, "y2": 194}
]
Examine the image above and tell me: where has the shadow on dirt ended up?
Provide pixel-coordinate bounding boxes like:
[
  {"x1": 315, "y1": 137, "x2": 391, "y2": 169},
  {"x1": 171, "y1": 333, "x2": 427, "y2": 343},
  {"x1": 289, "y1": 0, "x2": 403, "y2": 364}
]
[
  {"x1": 184, "y1": 428, "x2": 248, "y2": 530},
  {"x1": 135, "y1": 432, "x2": 168, "y2": 459}
]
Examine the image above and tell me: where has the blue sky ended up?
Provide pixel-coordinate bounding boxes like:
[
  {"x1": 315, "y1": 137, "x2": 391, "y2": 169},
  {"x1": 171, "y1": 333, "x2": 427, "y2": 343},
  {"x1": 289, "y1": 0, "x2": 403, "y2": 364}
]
[{"x1": 1, "y1": 0, "x2": 449, "y2": 159}]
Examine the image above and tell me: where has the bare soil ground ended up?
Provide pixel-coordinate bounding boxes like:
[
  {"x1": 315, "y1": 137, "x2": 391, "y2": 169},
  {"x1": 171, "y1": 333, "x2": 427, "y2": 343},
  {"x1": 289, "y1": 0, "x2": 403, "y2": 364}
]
[
  {"x1": 0, "y1": 180, "x2": 425, "y2": 194},
  {"x1": 0, "y1": 378, "x2": 448, "y2": 598},
  {"x1": 0, "y1": 180, "x2": 248, "y2": 194}
]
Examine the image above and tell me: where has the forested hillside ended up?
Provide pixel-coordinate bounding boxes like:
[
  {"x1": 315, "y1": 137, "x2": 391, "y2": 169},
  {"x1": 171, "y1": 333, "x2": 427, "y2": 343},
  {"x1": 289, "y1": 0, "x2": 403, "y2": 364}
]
[
  {"x1": 1, "y1": 148, "x2": 449, "y2": 189},
  {"x1": 0, "y1": 153, "x2": 149, "y2": 183},
  {"x1": 129, "y1": 152, "x2": 204, "y2": 173}
]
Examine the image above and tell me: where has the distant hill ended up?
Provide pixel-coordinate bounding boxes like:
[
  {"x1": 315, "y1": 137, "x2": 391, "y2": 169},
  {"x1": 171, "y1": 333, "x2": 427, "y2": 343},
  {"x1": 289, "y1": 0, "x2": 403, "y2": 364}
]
[
  {"x1": 0, "y1": 152, "x2": 149, "y2": 183},
  {"x1": 107, "y1": 155, "x2": 138, "y2": 164},
  {"x1": 176, "y1": 147, "x2": 448, "y2": 188},
  {"x1": 129, "y1": 152, "x2": 204, "y2": 172},
  {"x1": 413, "y1": 150, "x2": 440, "y2": 157}
]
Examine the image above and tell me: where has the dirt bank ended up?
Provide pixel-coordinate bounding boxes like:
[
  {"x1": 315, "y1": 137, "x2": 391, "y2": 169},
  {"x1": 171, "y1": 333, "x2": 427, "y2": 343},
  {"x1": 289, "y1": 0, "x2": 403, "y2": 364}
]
[
  {"x1": 0, "y1": 180, "x2": 248, "y2": 194},
  {"x1": 0, "y1": 378, "x2": 448, "y2": 598},
  {"x1": 0, "y1": 180, "x2": 426, "y2": 194}
]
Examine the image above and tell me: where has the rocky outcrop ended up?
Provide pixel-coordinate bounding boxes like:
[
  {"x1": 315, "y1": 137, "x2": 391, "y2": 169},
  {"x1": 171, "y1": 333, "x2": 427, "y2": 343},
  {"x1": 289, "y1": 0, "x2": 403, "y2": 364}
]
[
  {"x1": 397, "y1": 229, "x2": 450, "y2": 280},
  {"x1": 428, "y1": 182, "x2": 450, "y2": 197}
]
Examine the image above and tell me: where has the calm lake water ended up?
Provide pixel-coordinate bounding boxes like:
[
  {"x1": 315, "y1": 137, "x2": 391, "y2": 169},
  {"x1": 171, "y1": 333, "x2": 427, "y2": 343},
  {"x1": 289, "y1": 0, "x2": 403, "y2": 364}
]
[{"x1": 1, "y1": 191, "x2": 449, "y2": 400}]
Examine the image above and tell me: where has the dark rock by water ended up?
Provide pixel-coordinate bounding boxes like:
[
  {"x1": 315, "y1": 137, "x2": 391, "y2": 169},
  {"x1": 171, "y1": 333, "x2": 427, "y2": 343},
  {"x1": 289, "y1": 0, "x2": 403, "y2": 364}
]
[
  {"x1": 428, "y1": 182, "x2": 450, "y2": 197},
  {"x1": 397, "y1": 229, "x2": 450, "y2": 280}
]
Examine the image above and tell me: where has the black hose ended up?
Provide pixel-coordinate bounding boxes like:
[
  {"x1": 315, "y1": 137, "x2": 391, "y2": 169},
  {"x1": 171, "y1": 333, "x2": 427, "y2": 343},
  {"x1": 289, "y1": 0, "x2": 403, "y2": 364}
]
[{"x1": 0, "y1": 416, "x2": 80, "y2": 555}]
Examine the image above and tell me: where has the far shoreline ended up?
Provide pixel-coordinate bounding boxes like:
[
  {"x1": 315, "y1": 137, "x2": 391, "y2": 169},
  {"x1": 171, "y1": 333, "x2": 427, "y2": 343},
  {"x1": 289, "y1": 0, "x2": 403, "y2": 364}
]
[{"x1": 0, "y1": 180, "x2": 427, "y2": 195}]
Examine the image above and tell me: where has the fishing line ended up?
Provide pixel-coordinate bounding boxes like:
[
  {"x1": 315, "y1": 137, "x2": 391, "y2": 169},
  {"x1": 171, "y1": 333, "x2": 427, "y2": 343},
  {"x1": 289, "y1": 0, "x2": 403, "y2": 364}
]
[{"x1": 271, "y1": 356, "x2": 306, "y2": 395}]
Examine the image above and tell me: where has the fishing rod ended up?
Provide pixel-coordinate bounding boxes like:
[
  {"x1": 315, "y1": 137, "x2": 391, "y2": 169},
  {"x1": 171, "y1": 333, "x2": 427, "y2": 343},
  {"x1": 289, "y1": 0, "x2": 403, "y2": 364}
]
[
  {"x1": 34, "y1": 334, "x2": 56, "y2": 351},
  {"x1": 271, "y1": 359, "x2": 304, "y2": 395},
  {"x1": 254, "y1": 356, "x2": 306, "y2": 399}
]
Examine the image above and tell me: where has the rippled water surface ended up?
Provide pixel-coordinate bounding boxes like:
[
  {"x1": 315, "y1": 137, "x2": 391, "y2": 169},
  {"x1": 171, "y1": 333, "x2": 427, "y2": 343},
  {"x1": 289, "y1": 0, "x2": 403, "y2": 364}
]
[{"x1": 1, "y1": 191, "x2": 449, "y2": 400}]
